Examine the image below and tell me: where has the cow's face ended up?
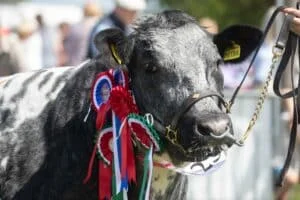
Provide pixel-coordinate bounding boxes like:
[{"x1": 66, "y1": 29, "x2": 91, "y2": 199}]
[{"x1": 94, "y1": 10, "x2": 261, "y2": 165}]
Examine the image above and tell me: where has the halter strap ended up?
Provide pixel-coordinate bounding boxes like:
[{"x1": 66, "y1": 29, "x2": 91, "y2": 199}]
[
  {"x1": 149, "y1": 89, "x2": 236, "y2": 153},
  {"x1": 169, "y1": 90, "x2": 227, "y2": 130},
  {"x1": 228, "y1": 6, "x2": 287, "y2": 110}
]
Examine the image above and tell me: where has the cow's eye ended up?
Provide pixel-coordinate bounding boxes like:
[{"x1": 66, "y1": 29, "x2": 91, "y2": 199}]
[{"x1": 145, "y1": 63, "x2": 158, "y2": 73}]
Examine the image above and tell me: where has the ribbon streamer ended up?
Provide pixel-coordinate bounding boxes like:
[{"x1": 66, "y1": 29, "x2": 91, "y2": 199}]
[
  {"x1": 138, "y1": 145, "x2": 153, "y2": 200},
  {"x1": 84, "y1": 69, "x2": 163, "y2": 200},
  {"x1": 112, "y1": 112, "x2": 123, "y2": 194}
]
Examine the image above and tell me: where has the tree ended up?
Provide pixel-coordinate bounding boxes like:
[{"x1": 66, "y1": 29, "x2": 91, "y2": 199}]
[{"x1": 160, "y1": 0, "x2": 274, "y2": 30}]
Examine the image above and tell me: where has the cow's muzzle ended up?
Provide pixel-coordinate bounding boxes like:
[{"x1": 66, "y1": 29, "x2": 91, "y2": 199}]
[
  {"x1": 194, "y1": 113, "x2": 243, "y2": 147},
  {"x1": 151, "y1": 89, "x2": 242, "y2": 157}
]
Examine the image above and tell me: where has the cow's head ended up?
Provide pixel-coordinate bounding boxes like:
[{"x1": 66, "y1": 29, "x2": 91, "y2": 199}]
[{"x1": 94, "y1": 10, "x2": 261, "y2": 165}]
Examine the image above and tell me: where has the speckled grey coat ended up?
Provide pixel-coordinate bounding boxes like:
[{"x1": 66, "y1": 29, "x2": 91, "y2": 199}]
[{"x1": 0, "y1": 10, "x2": 261, "y2": 200}]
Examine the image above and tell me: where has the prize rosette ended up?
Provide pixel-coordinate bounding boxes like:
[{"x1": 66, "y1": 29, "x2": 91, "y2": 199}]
[
  {"x1": 112, "y1": 68, "x2": 129, "y2": 89},
  {"x1": 91, "y1": 72, "x2": 113, "y2": 111},
  {"x1": 96, "y1": 127, "x2": 113, "y2": 165},
  {"x1": 127, "y1": 113, "x2": 163, "y2": 152}
]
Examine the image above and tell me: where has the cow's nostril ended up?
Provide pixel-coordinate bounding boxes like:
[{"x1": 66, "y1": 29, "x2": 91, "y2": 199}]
[
  {"x1": 194, "y1": 124, "x2": 210, "y2": 137},
  {"x1": 197, "y1": 115, "x2": 231, "y2": 137},
  {"x1": 209, "y1": 125, "x2": 230, "y2": 139}
]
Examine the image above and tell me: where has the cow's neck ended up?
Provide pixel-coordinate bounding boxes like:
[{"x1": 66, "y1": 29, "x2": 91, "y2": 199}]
[
  {"x1": 58, "y1": 63, "x2": 188, "y2": 199},
  {"x1": 150, "y1": 153, "x2": 188, "y2": 200},
  {"x1": 130, "y1": 151, "x2": 188, "y2": 200}
]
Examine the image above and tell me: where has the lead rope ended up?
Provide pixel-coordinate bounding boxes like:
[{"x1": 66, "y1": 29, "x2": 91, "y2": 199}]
[
  {"x1": 226, "y1": 6, "x2": 289, "y2": 145},
  {"x1": 225, "y1": 6, "x2": 286, "y2": 112},
  {"x1": 238, "y1": 49, "x2": 282, "y2": 144}
]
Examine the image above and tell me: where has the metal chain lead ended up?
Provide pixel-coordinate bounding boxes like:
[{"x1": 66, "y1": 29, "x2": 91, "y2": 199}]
[{"x1": 239, "y1": 53, "x2": 281, "y2": 144}]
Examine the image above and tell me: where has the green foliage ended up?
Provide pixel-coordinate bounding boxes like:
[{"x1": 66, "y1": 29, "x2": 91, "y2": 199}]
[{"x1": 160, "y1": 0, "x2": 274, "y2": 30}]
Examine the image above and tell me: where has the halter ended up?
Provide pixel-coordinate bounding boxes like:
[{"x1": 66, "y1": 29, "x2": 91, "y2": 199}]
[
  {"x1": 129, "y1": 72, "x2": 242, "y2": 155},
  {"x1": 109, "y1": 47, "x2": 240, "y2": 157},
  {"x1": 110, "y1": 40, "x2": 246, "y2": 160},
  {"x1": 148, "y1": 90, "x2": 242, "y2": 154}
]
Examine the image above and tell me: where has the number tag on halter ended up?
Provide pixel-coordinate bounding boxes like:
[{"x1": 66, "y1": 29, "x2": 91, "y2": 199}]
[
  {"x1": 223, "y1": 43, "x2": 241, "y2": 61},
  {"x1": 175, "y1": 151, "x2": 227, "y2": 176}
]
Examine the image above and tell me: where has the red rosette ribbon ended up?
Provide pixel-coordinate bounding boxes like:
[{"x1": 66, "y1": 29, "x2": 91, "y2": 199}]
[
  {"x1": 109, "y1": 86, "x2": 138, "y2": 120},
  {"x1": 97, "y1": 128, "x2": 113, "y2": 200},
  {"x1": 119, "y1": 120, "x2": 136, "y2": 184},
  {"x1": 110, "y1": 86, "x2": 138, "y2": 184}
]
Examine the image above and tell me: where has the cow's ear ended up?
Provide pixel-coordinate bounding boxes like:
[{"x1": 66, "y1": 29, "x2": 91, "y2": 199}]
[
  {"x1": 213, "y1": 25, "x2": 262, "y2": 63},
  {"x1": 94, "y1": 28, "x2": 134, "y2": 64}
]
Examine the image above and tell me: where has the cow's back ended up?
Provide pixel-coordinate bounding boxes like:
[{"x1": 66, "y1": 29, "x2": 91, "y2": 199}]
[
  {"x1": 0, "y1": 66, "x2": 76, "y2": 199},
  {"x1": 0, "y1": 66, "x2": 75, "y2": 131}
]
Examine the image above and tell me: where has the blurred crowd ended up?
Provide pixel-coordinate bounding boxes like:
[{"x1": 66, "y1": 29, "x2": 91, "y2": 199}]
[
  {"x1": 0, "y1": 2, "x2": 101, "y2": 76},
  {"x1": 1, "y1": 1, "x2": 298, "y2": 92},
  {"x1": 0, "y1": 0, "x2": 146, "y2": 76},
  {"x1": 0, "y1": 0, "x2": 285, "y2": 93}
]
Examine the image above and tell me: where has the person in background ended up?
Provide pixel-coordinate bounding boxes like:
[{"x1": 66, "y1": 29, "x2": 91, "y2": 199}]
[
  {"x1": 270, "y1": 6, "x2": 300, "y2": 200},
  {"x1": 282, "y1": 7, "x2": 300, "y2": 36},
  {"x1": 86, "y1": 0, "x2": 146, "y2": 59},
  {"x1": 63, "y1": 3, "x2": 102, "y2": 66},
  {"x1": 0, "y1": 22, "x2": 23, "y2": 76},
  {"x1": 35, "y1": 14, "x2": 56, "y2": 68},
  {"x1": 16, "y1": 21, "x2": 43, "y2": 71},
  {"x1": 56, "y1": 22, "x2": 70, "y2": 66}
]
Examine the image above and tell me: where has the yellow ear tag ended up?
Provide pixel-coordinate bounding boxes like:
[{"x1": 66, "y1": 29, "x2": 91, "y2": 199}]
[
  {"x1": 223, "y1": 42, "x2": 241, "y2": 61},
  {"x1": 110, "y1": 44, "x2": 122, "y2": 65}
]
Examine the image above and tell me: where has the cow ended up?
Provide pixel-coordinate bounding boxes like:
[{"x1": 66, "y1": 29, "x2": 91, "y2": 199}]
[{"x1": 0, "y1": 10, "x2": 261, "y2": 200}]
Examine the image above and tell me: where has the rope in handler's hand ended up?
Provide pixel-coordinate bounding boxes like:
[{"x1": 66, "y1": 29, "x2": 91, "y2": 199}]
[
  {"x1": 226, "y1": 6, "x2": 289, "y2": 145},
  {"x1": 239, "y1": 51, "x2": 282, "y2": 144}
]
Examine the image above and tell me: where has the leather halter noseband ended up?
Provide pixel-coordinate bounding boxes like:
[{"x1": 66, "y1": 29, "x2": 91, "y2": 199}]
[
  {"x1": 134, "y1": 88, "x2": 240, "y2": 154},
  {"x1": 153, "y1": 90, "x2": 227, "y2": 145}
]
